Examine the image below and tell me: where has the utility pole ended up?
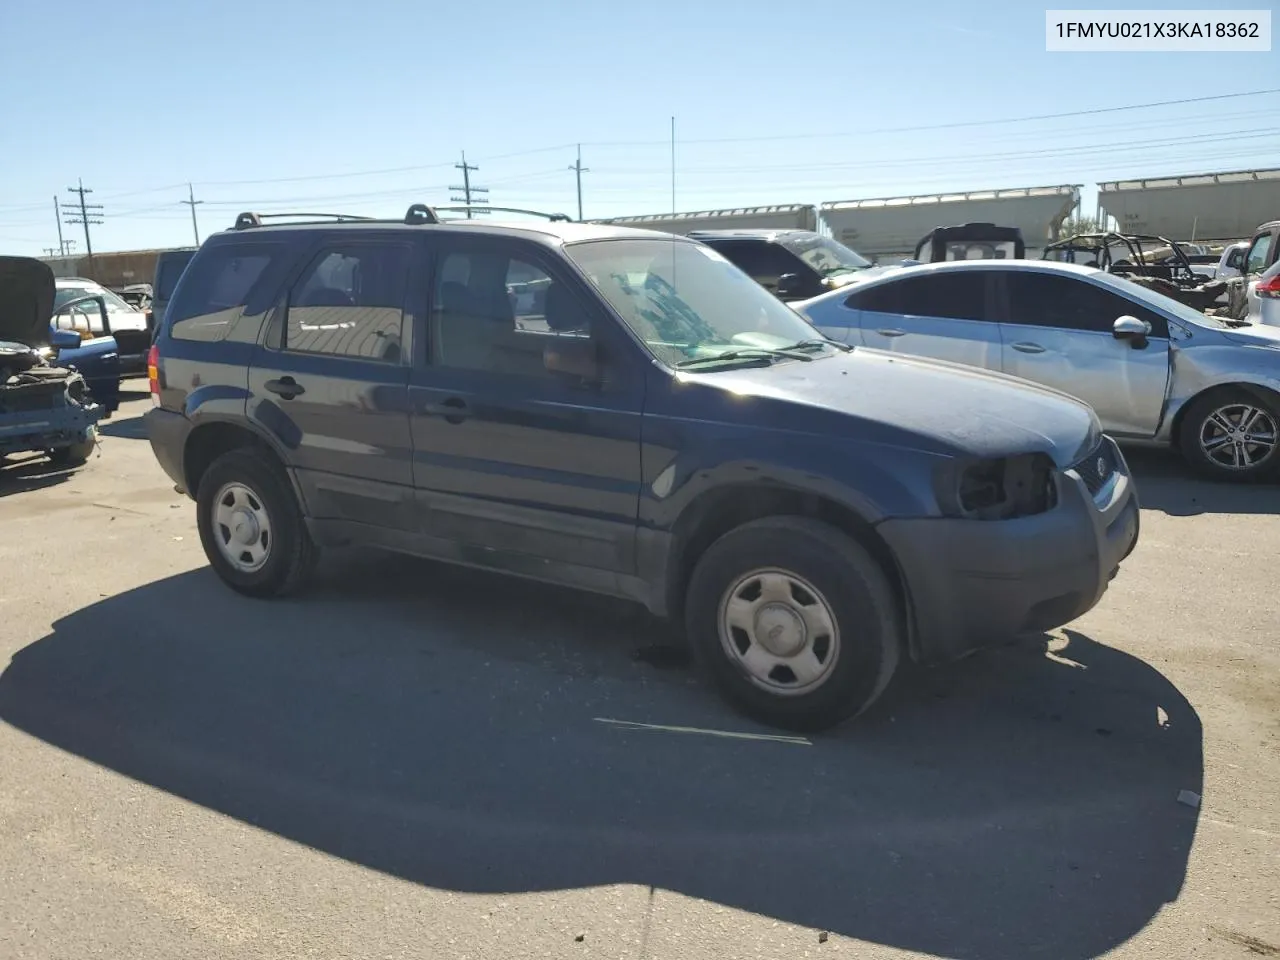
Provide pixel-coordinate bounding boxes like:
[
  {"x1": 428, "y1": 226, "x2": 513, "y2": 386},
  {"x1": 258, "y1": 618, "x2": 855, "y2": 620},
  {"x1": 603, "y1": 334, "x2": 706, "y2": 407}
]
[
  {"x1": 568, "y1": 144, "x2": 589, "y2": 221},
  {"x1": 43, "y1": 247, "x2": 59, "y2": 257},
  {"x1": 450, "y1": 151, "x2": 488, "y2": 219},
  {"x1": 181, "y1": 182, "x2": 204, "y2": 245},
  {"x1": 670, "y1": 116, "x2": 677, "y2": 216},
  {"x1": 53, "y1": 195, "x2": 67, "y2": 255},
  {"x1": 62, "y1": 179, "x2": 103, "y2": 278}
]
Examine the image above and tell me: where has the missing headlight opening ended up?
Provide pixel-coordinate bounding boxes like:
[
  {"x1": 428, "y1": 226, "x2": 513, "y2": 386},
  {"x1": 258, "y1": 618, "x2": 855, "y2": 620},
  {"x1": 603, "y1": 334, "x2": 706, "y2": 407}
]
[{"x1": 958, "y1": 454, "x2": 1057, "y2": 520}]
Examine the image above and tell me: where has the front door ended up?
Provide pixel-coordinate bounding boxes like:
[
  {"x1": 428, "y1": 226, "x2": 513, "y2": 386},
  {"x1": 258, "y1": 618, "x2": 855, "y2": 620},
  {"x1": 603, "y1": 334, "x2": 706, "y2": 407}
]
[
  {"x1": 408, "y1": 235, "x2": 645, "y2": 575},
  {"x1": 995, "y1": 269, "x2": 1170, "y2": 438},
  {"x1": 247, "y1": 236, "x2": 416, "y2": 529},
  {"x1": 851, "y1": 269, "x2": 1003, "y2": 370}
]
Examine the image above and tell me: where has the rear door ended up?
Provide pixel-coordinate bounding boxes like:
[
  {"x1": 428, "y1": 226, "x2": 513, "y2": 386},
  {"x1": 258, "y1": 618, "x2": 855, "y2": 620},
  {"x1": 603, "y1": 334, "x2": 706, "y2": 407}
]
[
  {"x1": 852, "y1": 270, "x2": 1003, "y2": 370},
  {"x1": 995, "y1": 269, "x2": 1170, "y2": 437},
  {"x1": 408, "y1": 234, "x2": 645, "y2": 575},
  {"x1": 247, "y1": 236, "x2": 417, "y2": 530}
]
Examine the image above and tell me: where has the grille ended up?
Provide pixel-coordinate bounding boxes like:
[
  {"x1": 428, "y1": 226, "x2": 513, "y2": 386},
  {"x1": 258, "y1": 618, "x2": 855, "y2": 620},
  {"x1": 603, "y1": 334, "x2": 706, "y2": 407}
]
[{"x1": 1072, "y1": 439, "x2": 1117, "y2": 495}]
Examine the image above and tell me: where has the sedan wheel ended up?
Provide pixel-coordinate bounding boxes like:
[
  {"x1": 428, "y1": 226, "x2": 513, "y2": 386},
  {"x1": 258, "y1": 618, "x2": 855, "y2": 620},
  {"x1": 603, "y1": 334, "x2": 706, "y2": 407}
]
[{"x1": 1197, "y1": 403, "x2": 1278, "y2": 471}]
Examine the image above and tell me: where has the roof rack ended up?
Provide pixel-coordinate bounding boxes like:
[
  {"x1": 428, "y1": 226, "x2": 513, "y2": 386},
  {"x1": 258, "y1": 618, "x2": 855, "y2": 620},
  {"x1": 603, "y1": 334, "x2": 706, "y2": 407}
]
[
  {"x1": 233, "y1": 211, "x2": 377, "y2": 230},
  {"x1": 432, "y1": 205, "x2": 573, "y2": 222}
]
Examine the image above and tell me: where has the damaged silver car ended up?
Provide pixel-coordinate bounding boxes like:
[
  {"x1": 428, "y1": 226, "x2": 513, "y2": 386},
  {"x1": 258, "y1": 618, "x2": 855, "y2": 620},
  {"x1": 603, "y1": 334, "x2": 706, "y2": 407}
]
[{"x1": 0, "y1": 257, "x2": 103, "y2": 468}]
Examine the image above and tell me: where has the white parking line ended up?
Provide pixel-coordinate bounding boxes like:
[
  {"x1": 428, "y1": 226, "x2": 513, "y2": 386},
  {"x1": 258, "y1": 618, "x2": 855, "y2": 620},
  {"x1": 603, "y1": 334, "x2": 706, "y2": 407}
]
[{"x1": 593, "y1": 717, "x2": 812, "y2": 745}]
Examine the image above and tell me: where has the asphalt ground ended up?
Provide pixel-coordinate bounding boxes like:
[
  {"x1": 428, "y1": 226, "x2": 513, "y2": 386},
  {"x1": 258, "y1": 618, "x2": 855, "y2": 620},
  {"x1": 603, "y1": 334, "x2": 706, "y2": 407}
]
[{"x1": 1, "y1": 392, "x2": 1277, "y2": 959}]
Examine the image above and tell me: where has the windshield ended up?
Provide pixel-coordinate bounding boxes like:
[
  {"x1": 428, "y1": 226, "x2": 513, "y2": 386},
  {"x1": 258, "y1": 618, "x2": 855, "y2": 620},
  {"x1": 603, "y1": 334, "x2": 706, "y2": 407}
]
[
  {"x1": 54, "y1": 284, "x2": 136, "y2": 314},
  {"x1": 777, "y1": 234, "x2": 872, "y2": 277},
  {"x1": 564, "y1": 238, "x2": 825, "y2": 367},
  {"x1": 1091, "y1": 270, "x2": 1222, "y2": 328}
]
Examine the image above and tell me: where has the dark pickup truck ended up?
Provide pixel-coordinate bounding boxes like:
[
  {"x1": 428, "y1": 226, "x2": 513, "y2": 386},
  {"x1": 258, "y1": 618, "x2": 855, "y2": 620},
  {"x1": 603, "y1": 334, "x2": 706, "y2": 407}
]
[{"x1": 145, "y1": 207, "x2": 1140, "y2": 731}]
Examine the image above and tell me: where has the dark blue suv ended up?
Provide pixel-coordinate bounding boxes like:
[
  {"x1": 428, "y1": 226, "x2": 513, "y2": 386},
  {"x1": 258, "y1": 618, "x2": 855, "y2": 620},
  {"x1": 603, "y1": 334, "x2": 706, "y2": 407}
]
[{"x1": 145, "y1": 206, "x2": 1140, "y2": 730}]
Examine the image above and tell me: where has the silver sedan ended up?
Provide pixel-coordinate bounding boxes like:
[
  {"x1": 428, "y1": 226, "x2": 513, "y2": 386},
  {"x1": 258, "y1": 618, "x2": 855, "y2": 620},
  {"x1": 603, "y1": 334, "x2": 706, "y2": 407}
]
[{"x1": 797, "y1": 259, "x2": 1280, "y2": 482}]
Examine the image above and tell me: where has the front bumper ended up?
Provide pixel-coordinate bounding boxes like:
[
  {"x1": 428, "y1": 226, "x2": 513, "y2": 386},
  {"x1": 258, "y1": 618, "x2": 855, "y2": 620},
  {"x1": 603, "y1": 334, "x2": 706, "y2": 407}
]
[{"x1": 879, "y1": 437, "x2": 1140, "y2": 664}]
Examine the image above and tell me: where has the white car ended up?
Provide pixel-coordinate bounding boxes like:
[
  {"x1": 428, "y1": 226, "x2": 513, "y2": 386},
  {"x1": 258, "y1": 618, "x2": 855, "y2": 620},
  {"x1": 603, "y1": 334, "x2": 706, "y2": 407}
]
[{"x1": 53, "y1": 277, "x2": 151, "y2": 374}]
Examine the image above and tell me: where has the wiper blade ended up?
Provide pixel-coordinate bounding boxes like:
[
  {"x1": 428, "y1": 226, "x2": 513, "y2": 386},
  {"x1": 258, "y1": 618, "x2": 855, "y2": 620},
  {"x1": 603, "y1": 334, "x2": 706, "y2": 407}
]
[
  {"x1": 777, "y1": 337, "x2": 852, "y2": 353},
  {"x1": 675, "y1": 347, "x2": 814, "y2": 368}
]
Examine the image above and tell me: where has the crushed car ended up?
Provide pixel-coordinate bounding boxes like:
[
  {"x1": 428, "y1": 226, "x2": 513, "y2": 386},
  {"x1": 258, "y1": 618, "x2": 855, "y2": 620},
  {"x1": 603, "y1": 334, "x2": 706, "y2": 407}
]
[{"x1": 0, "y1": 257, "x2": 104, "y2": 467}]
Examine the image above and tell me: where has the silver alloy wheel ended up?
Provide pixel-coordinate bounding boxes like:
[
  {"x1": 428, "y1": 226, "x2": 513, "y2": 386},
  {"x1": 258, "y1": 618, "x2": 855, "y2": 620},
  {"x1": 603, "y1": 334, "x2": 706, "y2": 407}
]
[
  {"x1": 212, "y1": 481, "x2": 273, "y2": 573},
  {"x1": 1199, "y1": 403, "x2": 1278, "y2": 470},
  {"x1": 717, "y1": 568, "x2": 840, "y2": 696}
]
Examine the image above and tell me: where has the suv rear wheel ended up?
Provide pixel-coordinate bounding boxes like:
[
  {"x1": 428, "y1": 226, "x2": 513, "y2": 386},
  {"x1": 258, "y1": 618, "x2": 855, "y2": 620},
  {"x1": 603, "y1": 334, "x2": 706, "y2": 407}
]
[
  {"x1": 684, "y1": 516, "x2": 902, "y2": 732},
  {"x1": 196, "y1": 448, "x2": 319, "y2": 597}
]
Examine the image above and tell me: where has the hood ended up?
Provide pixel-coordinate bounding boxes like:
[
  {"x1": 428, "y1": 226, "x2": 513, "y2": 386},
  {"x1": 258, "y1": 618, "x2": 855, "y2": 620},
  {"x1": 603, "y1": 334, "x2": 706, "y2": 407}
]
[
  {"x1": 694, "y1": 347, "x2": 1099, "y2": 468},
  {"x1": 1223, "y1": 322, "x2": 1280, "y2": 348},
  {"x1": 0, "y1": 256, "x2": 55, "y2": 346}
]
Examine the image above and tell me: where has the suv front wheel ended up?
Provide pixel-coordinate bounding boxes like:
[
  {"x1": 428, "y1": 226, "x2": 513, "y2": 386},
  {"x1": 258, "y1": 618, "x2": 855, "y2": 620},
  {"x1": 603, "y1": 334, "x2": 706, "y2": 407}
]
[
  {"x1": 684, "y1": 516, "x2": 902, "y2": 732},
  {"x1": 196, "y1": 448, "x2": 319, "y2": 597}
]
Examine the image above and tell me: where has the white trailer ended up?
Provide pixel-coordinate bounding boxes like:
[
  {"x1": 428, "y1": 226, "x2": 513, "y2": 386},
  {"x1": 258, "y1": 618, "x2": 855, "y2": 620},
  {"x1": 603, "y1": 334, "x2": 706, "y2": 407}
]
[
  {"x1": 820, "y1": 185, "x2": 1080, "y2": 261},
  {"x1": 593, "y1": 204, "x2": 818, "y2": 235}
]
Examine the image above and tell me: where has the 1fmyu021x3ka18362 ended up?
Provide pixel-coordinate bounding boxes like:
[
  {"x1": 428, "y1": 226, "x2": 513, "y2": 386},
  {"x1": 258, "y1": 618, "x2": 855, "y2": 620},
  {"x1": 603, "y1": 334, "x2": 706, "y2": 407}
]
[{"x1": 1045, "y1": 9, "x2": 1271, "y2": 52}]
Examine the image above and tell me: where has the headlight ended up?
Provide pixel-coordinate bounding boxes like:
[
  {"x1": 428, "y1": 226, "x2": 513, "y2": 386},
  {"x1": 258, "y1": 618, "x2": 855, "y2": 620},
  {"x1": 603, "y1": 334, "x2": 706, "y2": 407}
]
[
  {"x1": 934, "y1": 453, "x2": 1059, "y2": 520},
  {"x1": 1069, "y1": 412, "x2": 1103, "y2": 465}
]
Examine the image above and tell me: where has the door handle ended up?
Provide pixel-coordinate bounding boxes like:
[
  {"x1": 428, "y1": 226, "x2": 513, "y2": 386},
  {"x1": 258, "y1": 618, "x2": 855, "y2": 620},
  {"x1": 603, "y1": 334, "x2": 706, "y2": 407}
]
[
  {"x1": 875, "y1": 328, "x2": 907, "y2": 338},
  {"x1": 263, "y1": 376, "x2": 305, "y2": 399},
  {"x1": 1010, "y1": 341, "x2": 1046, "y2": 354},
  {"x1": 421, "y1": 397, "x2": 470, "y2": 424}
]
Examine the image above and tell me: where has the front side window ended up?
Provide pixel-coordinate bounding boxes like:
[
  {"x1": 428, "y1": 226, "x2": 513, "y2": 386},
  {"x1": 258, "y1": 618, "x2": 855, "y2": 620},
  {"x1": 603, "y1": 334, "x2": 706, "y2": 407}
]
[
  {"x1": 705, "y1": 241, "x2": 805, "y2": 289},
  {"x1": 1246, "y1": 233, "x2": 1273, "y2": 276},
  {"x1": 431, "y1": 246, "x2": 591, "y2": 378},
  {"x1": 1008, "y1": 271, "x2": 1168, "y2": 337},
  {"x1": 563, "y1": 238, "x2": 821, "y2": 367},
  {"x1": 283, "y1": 244, "x2": 408, "y2": 362}
]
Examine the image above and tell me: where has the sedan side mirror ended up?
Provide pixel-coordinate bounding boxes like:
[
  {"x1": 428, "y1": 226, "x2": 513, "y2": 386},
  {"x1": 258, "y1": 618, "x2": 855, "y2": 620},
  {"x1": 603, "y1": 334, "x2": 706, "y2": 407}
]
[
  {"x1": 1112, "y1": 314, "x2": 1152, "y2": 347},
  {"x1": 543, "y1": 337, "x2": 602, "y2": 386}
]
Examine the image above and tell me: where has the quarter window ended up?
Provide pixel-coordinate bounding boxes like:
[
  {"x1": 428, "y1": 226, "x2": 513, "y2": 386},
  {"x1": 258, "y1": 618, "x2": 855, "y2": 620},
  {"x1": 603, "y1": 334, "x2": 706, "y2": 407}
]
[{"x1": 282, "y1": 245, "x2": 409, "y2": 362}]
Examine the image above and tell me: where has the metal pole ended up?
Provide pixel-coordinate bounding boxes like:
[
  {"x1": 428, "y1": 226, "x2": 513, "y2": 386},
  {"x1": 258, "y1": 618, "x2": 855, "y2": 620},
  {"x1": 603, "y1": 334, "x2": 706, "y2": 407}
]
[
  {"x1": 182, "y1": 182, "x2": 204, "y2": 245},
  {"x1": 670, "y1": 116, "x2": 676, "y2": 215},
  {"x1": 462, "y1": 151, "x2": 472, "y2": 219},
  {"x1": 54, "y1": 195, "x2": 65, "y2": 255},
  {"x1": 569, "y1": 144, "x2": 589, "y2": 222}
]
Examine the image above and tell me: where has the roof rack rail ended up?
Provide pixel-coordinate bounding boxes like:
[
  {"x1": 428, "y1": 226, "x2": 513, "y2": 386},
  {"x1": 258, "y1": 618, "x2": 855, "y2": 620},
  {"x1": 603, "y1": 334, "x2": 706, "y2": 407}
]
[
  {"x1": 404, "y1": 203, "x2": 439, "y2": 224},
  {"x1": 431, "y1": 205, "x2": 574, "y2": 223},
  {"x1": 232, "y1": 211, "x2": 377, "y2": 230}
]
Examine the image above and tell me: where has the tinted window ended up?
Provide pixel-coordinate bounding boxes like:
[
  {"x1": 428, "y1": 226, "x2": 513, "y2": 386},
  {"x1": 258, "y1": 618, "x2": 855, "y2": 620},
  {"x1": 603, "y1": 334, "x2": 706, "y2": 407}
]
[
  {"x1": 703, "y1": 241, "x2": 806, "y2": 287},
  {"x1": 1246, "y1": 233, "x2": 1273, "y2": 275},
  {"x1": 169, "y1": 245, "x2": 275, "y2": 342},
  {"x1": 282, "y1": 245, "x2": 408, "y2": 362},
  {"x1": 432, "y1": 246, "x2": 589, "y2": 378},
  {"x1": 1006, "y1": 271, "x2": 1168, "y2": 337},
  {"x1": 844, "y1": 280, "x2": 905, "y2": 314},
  {"x1": 155, "y1": 252, "x2": 196, "y2": 300},
  {"x1": 890, "y1": 272, "x2": 990, "y2": 320}
]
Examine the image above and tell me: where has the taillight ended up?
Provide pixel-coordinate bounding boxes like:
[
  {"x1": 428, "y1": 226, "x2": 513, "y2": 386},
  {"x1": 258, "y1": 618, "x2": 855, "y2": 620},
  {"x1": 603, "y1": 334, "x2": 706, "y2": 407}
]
[
  {"x1": 147, "y1": 344, "x2": 160, "y2": 405},
  {"x1": 1257, "y1": 274, "x2": 1280, "y2": 299}
]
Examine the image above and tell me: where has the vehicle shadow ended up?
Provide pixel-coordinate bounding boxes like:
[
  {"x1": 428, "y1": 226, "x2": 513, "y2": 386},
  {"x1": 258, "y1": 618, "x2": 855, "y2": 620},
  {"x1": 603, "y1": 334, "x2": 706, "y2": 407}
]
[
  {"x1": 0, "y1": 453, "x2": 78, "y2": 496},
  {"x1": 1121, "y1": 444, "x2": 1280, "y2": 516},
  {"x1": 0, "y1": 557, "x2": 1201, "y2": 960},
  {"x1": 98, "y1": 413, "x2": 148, "y2": 440}
]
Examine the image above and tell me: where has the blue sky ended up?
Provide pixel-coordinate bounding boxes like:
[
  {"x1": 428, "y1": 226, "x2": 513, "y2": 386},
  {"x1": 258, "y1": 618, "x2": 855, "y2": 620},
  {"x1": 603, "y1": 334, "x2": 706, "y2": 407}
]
[{"x1": 1, "y1": 0, "x2": 1276, "y2": 255}]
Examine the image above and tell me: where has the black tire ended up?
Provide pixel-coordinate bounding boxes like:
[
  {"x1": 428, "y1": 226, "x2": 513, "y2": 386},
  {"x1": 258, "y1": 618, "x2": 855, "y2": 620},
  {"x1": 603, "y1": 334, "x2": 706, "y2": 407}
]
[
  {"x1": 195, "y1": 447, "x2": 319, "y2": 598},
  {"x1": 49, "y1": 428, "x2": 97, "y2": 466},
  {"x1": 1177, "y1": 387, "x2": 1280, "y2": 483},
  {"x1": 684, "y1": 516, "x2": 902, "y2": 733}
]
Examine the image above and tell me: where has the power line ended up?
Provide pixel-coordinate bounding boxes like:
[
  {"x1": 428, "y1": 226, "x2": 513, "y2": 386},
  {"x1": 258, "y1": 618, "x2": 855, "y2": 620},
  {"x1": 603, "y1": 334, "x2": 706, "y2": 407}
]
[{"x1": 449, "y1": 151, "x2": 488, "y2": 218}]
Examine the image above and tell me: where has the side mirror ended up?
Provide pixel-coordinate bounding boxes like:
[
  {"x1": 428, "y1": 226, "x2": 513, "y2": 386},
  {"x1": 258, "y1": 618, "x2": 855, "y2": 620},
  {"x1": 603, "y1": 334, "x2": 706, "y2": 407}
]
[
  {"x1": 775, "y1": 273, "x2": 803, "y2": 299},
  {"x1": 543, "y1": 337, "x2": 601, "y2": 386},
  {"x1": 50, "y1": 328, "x2": 84, "y2": 350},
  {"x1": 1113, "y1": 314, "x2": 1152, "y2": 347}
]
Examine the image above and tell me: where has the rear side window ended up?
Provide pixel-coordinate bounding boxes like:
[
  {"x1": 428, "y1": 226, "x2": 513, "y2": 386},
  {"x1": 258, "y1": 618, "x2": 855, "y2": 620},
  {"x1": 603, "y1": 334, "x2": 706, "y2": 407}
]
[
  {"x1": 282, "y1": 244, "x2": 409, "y2": 363},
  {"x1": 1246, "y1": 233, "x2": 1273, "y2": 276},
  {"x1": 850, "y1": 272, "x2": 990, "y2": 321},
  {"x1": 168, "y1": 245, "x2": 275, "y2": 342},
  {"x1": 155, "y1": 252, "x2": 195, "y2": 300}
]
